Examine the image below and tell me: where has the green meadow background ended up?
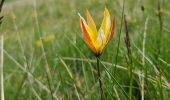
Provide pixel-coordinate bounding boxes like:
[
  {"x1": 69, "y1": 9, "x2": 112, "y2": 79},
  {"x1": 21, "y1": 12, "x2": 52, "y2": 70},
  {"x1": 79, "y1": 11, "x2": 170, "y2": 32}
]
[{"x1": 1, "y1": 0, "x2": 170, "y2": 99}]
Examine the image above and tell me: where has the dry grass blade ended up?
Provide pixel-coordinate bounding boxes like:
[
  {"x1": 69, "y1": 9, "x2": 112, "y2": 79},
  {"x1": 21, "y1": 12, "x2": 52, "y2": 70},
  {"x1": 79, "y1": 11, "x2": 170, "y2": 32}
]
[
  {"x1": 59, "y1": 57, "x2": 81, "y2": 100},
  {"x1": 59, "y1": 57, "x2": 170, "y2": 89},
  {"x1": 32, "y1": 1, "x2": 55, "y2": 99},
  {"x1": 4, "y1": 50, "x2": 59, "y2": 99},
  {"x1": 141, "y1": 17, "x2": 149, "y2": 100},
  {"x1": 0, "y1": 0, "x2": 5, "y2": 100},
  {"x1": 0, "y1": 35, "x2": 4, "y2": 100},
  {"x1": 134, "y1": 43, "x2": 170, "y2": 90}
]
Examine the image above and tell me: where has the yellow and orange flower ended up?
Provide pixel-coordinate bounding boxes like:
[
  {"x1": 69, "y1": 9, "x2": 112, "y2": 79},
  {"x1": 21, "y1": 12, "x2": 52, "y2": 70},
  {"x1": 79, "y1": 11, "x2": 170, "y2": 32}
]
[{"x1": 79, "y1": 8, "x2": 116, "y2": 56}]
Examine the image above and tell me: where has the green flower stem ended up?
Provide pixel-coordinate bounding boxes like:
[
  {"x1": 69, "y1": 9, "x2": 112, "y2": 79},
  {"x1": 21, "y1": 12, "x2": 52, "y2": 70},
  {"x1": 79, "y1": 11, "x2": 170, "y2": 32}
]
[{"x1": 96, "y1": 57, "x2": 103, "y2": 100}]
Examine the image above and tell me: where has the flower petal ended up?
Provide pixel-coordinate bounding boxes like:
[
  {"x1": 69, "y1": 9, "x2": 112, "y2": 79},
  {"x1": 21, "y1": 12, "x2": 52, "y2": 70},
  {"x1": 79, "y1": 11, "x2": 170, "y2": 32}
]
[
  {"x1": 100, "y1": 8, "x2": 111, "y2": 40},
  {"x1": 78, "y1": 13, "x2": 95, "y2": 42},
  {"x1": 98, "y1": 17, "x2": 116, "y2": 54},
  {"x1": 80, "y1": 19, "x2": 91, "y2": 43},
  {"x1": 80, "y1": 18, "x2": 97, "y2": 54},
  {"x1": 86, "y1": 9, "x2": 98, "y2": 39},
  {"x1": 97, "y1": 28, "x2": 105, "y2": 45},
  {"x1": 107, "y1": 17, "x2": 116, "y2": 43}
]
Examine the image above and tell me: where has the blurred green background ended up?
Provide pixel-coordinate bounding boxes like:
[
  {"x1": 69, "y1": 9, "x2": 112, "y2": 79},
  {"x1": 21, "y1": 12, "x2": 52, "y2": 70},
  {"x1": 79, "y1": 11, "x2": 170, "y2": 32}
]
[{"x1": 1, "y1": 0, "x2": 170, "y2": 99}]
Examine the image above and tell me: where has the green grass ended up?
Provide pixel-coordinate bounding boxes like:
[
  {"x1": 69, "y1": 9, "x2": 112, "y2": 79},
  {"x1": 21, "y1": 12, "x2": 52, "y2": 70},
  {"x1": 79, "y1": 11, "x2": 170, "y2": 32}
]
[{"x1": 1, "y1": 0, "x2": 170, "y2": 99}]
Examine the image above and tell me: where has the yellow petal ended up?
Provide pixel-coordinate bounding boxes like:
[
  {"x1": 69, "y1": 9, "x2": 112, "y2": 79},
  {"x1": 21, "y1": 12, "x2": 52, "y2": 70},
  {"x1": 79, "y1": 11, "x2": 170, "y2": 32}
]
[
  {"x1": 99, "y1": 17, "x2": 117, "y2": 53},
  {"x1": 86, "y1": 9, "x2": 98, "y2": 39},
  {"x1": 79, "y1": 17, "x2": 98, "y2": 54},
  {"x1": 99, "y1": 7, "x2": 111, "y2": 42},
  {"x1": 78, "y1": 13, "x2": 95, "y2": 43}
]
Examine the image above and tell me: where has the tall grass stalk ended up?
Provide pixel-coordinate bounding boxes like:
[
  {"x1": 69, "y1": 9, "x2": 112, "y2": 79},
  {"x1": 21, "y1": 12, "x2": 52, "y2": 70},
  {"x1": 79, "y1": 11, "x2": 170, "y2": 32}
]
[
  {"x1": 114, "y1": 0, "x2": 125, "y2": 75},
  {"x1": 0, "y1": 34, "x2": 4, "y2": 100},
  {"x1": 33, "y1": 1, "x2": 54, "y2": 99},
  {"x1": 156, "y1": 0, "x2": 164, "y2": 99},
  {"x1": 112, "y1": 1, "x2": 125, "y2": 97},
  {"x1": 141, "y1": 17, "x2": 149, "y2": 100},
  {"x1": 124, "y1": 15, "x2": 133, "y2": 100},
  {"x1": 0, "y1": 0, "x2": 5, "y2": 99}
]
